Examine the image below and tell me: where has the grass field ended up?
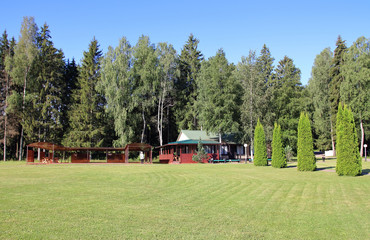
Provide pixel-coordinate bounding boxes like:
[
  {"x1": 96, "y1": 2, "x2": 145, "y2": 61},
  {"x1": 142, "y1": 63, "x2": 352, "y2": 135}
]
[{"x1": 1, "y1": 160, "x2": 369, "y2": 239}]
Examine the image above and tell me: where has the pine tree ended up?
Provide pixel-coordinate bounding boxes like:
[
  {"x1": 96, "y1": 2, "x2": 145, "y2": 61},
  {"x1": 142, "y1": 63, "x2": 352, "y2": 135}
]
[
  {"x1": 270, "y1": 56, "x2": 304, "y2": 153},
  {"x1": 27, "y1": 24, "x2": 65, "y2": 144},
  {"x1": 329, "y1": 36, "x2": 347, "y2": 156},
  {"x1": 297, "y1": 112, "x2": 316, "y2": 171},
  {"x1": 63, "y1": 38, "x2": 107, "y2": 147},
  {"x1": 254, "y1": 119, "x2": 267, "y2": 166},
  {"x1": 175, "y1": 34, "x2": 203, "y2": 130},
  {"x1": 61, "y1": 58, "x2": 78, "y2": 135},
  {"x1": 272, "y1": 123, "x2": 286, "y2": 168},
  {"x1": 336, "y1": 103, "x2": 362, "y2": 176}
]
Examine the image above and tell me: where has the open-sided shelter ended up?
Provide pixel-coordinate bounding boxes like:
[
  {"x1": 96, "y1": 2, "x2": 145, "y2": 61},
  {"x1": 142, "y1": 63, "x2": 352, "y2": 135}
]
[{"x1": 26, "y1": 142, "x2": 152, "y2": 164}]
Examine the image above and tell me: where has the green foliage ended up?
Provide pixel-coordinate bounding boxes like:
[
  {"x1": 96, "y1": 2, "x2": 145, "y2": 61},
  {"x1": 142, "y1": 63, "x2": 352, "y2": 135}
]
[
  {"x1": 99, "y1": 37, "x2": 136, "y2": 146},
  {"x1": 192, "y1": 139, "x2": 208, "y2": 163},
  {"x1": 175, "y1": 34, "x2": 203, "y2": 130},
  {"x1": 341, "y1": 36, "x2": 370, "y2": 157},
  {"x1": 284, "y1": 145, "x2": 294, "y2": 162},
  {"x1": 197, "y1": 49, "x2": 240, "y2": 136},
  {"x1": 253, "y1": 119, "x2": 267, "y2": 166},
  {"x1": 308, "y1": 48, "x2": 333, "y2": 151},
  {"x1": 272, "y1": 123, "x2": 286, "y2": 168},
  {"x1": 27, "y1": 24, "x2": 65, "y2": 143},
  {"x1": 297, "y1": 112, "x2": 316, "y2": 171},
  {"x1": 63, "y1": 38, "x2": 108, "y2": 147},
  {"x1": 269, "y1": 56, "x2": 304, "y2": 153},
  {"x1": 329, "y1": 36, "x2": 347, "y2": 153},
  {"x1": 336, "y1": 103, "x2": 362, "y2": 176}
]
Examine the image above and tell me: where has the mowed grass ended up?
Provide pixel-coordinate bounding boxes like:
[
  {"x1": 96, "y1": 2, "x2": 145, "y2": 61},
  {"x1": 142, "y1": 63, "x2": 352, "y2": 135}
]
[{"x1": 0, "y1": 161, "x2": 369, "y2": 239}]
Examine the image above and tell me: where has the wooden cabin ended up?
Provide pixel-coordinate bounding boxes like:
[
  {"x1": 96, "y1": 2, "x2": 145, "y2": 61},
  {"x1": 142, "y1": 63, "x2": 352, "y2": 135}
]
[{"x1": 158, "y1": 130, "x2": 245, "y2": 164}]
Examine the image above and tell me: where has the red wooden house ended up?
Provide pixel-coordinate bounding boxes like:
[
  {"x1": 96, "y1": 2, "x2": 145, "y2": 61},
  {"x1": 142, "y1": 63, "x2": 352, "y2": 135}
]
[{"x1": 158, "y1": 130, "x2": 245, "y2": 164}]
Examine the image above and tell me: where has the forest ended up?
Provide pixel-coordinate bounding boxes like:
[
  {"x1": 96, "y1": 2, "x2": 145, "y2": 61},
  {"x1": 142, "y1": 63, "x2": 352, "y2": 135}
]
[{"x1": 0, "y1": 16, "x2": 369, "y2": 160}]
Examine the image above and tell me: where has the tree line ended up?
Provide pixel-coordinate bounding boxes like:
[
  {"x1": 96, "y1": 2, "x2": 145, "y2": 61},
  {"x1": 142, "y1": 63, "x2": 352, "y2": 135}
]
[{"x1": 0, "y1": 16, "x2": 369, "y2": 160}]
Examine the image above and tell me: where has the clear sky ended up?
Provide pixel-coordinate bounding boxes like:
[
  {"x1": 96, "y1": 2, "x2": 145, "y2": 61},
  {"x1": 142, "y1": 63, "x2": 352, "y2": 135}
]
[{"x1": 1, "y1": 0, "x2": 369, "y2": 85}]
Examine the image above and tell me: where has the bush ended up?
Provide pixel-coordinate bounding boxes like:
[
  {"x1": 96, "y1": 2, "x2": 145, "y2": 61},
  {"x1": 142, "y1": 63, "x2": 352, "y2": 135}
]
[
  {"x1": 272, "y1": 123, "x2": 287, "y2": 168},
  {"x1": 254, "y1": 119, "x2": 268, "y2": 166},
  {"x1": 297, "y1": 112, "x2": 316, "y2": 171},
  {"x1": 192, "y1": 139, "x2": 208, "y2": 163},
  {"x1": 284, "y1": 145, "x2": 294, "y2": 162},
  {"x1": 336, "y1": 103, "x2": 362, "y2": 176}
]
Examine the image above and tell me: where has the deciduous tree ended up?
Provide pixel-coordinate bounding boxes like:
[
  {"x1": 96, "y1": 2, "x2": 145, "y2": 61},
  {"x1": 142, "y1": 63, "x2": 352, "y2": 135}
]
[{"x1": 341, "y1": 36, "x2": 370, "y2": 157}]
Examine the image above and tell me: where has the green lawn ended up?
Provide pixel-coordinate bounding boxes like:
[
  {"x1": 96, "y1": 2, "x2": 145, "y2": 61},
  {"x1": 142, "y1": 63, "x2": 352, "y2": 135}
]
[{"x1": 0, "y1": 160, "x2": 369, "y2": 239}]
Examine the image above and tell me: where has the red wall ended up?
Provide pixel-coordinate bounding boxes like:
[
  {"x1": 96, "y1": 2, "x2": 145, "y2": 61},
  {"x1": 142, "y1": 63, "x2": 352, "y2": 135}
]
[
  {"x1": 71, "y1": 153, "x2": 90, "y2": 163},
  {"x1": 107, "y1": 153, "x2": 125, "y2": 163}
]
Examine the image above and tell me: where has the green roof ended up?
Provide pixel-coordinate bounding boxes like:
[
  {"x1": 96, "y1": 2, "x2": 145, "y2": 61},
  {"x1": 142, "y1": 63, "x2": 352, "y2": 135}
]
[
  {"x1": 178, "y1": 130, "x2": 242, "y2": 144},
  {"x1": 167, "y1": 140, "x2": 220, "y2": 145},
  {"x1": 179, "y1": 130, "x2": 219, "y2": 141}
]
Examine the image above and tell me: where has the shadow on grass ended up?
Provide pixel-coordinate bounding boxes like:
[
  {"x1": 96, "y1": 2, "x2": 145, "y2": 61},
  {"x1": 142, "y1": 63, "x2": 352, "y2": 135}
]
[
  {"x1": 361, "y1": 169, "x2": 370, "y2": 176},
  {"x1": 286, "y1": 165, "x2": 297, "y2": 168},
  {"x1": 316, "y1": 166, "x2": 335, "y2": 171}
]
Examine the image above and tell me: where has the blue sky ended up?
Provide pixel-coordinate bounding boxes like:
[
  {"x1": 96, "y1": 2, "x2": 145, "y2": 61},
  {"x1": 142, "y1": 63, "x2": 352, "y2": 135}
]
[{"x1": 1, "y1": 0, "x2": 369, "y2": 85}]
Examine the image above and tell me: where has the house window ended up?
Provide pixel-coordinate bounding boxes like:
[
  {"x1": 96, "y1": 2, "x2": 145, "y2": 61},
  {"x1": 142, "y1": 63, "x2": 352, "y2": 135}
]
[
  {"x1": 221, "y1": 145, "x2": 228, "y2": 155},
  {"x1": 204, "y1": 145, "x2": 215, "y2": 154},
  {"x1": 237, "y1": 146, "x2": 244, "y2": 155}
]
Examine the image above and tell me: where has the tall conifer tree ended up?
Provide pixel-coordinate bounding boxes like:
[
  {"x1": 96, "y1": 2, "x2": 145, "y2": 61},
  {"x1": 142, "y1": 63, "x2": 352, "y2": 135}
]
[
  {"x1": 254, "y1": 119, "x2": 268, "y2": 166},
  {"x1": 336, "y1": 103, "x2": 362, "y2": 176},
  {"x1": 175, "y1": 34, "x2": 203, "y2": 131},
  {"x1": 272, "y1": 123, "x2": 286, "y2": 168},
  {"x1": 329, "y1": 36, "x2": 347, "y2": 156},
  {"x1": 63, "y1": 38, "x2": 107, "y2": 147},
  {"x1": 297, "y1": 112, "x2": 316, "y2": 171}
]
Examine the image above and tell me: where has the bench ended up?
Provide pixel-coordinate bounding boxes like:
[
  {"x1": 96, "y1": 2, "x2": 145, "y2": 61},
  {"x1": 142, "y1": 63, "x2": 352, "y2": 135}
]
[{"x1": 209, "y1": 159, "x2": 241, "y2": 163}]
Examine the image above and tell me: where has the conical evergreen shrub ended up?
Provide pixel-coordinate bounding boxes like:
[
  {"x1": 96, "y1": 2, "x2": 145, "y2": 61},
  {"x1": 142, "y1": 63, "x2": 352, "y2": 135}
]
[
  {"x1": 336, "y1": 103, "x2": 362, "y2": 176},
  {"x1": 254, "y1": 119, "x2": 267, "y2": 166},
  {"x1": 272, "y1": 123, "x2": 287, "y2": 168},
  {"x1": 297, "y1": 112, "x2": 316, "y2": 171}
]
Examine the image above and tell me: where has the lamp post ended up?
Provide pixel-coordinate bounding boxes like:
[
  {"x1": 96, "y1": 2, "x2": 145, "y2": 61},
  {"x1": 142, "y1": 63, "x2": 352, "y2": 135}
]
[
  {"x1": 364, "y1": 144, "x2": 367, "y2": 162},
  {"x1": 244, "y1": 144, "x2": 248, "y2": 164}
]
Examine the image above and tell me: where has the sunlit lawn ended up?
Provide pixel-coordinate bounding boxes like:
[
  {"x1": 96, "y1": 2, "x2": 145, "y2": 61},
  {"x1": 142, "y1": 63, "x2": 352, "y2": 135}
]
[{"x1": 0, "y1": 160, "x2": 369, "y2": 239}]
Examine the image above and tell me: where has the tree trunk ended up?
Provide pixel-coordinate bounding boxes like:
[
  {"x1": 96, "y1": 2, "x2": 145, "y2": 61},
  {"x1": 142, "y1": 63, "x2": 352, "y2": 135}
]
[
  {"x1": 19, "y1": 66, "x2": 29, "y2": 161},
  {"x1": 360, "y1": 119, "x2": 364, "y2": 157},
  {"x1": 3, "y1": 71, "x2": 9, "y2": 161},
  {"x1": 3, "y1": 115, "x2": 7, "y2": 161},
  {"x1": 330, "y1": 118, "x2": 336, "y2": 156},
  {"x1": 141, "y1": 109, "x2": 146, "y2": 143}
]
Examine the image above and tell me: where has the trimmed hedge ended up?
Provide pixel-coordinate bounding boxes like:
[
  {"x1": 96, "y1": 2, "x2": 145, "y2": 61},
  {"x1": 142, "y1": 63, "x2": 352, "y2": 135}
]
[
  {"x1": 297, "y1": 112, "x2": 316, "y2": 171},
  {"x1": 336, "y1": 103, "x2": 362, "y2": 176},
  {"x1": 272, "y1": 123, "x2": 287, "y2": 168},
  {"x1": 254, "y1": 119, "x2": 268, "y2": 166}
]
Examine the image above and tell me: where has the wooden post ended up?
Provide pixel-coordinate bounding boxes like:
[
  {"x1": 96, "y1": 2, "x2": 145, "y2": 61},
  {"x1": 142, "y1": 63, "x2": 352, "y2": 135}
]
[
  {"x1": 63, "y1": 151, "x2": 65, "y2": 162},
  {"x1": 52, "y1": 144, "x2": 55, "y2": 163},
  {"x1": 125, "y1": 146, "x2": 129, "y2": 163},
  {"x1": 150, "y1": 149, "x2": 152, "y2": 164}
]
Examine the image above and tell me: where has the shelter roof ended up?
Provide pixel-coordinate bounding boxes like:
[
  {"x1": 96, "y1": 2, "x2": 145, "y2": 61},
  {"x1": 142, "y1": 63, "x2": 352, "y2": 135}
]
[
  {"x1": 157, "y1": 139, "x2": 220, "y2": 148},
  {"x1": 27, "y1": 142, "x2": 151, "y2": 152}
]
